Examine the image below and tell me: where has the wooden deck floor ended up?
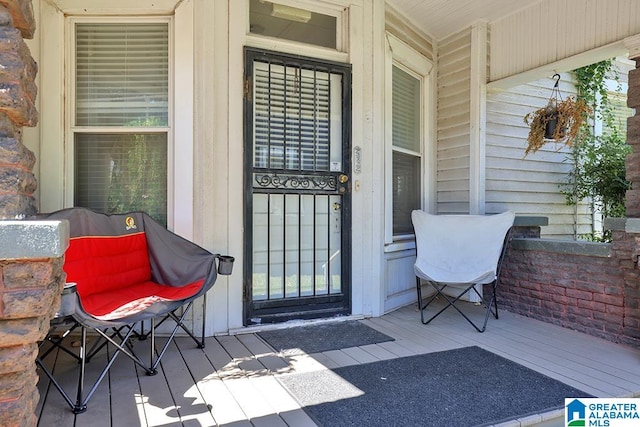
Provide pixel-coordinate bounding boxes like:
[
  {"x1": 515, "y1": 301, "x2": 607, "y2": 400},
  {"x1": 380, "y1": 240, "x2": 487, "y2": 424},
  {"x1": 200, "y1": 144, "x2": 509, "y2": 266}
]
[{"x1": 36, "y1": 302, "x2": 640, "y2": 427}]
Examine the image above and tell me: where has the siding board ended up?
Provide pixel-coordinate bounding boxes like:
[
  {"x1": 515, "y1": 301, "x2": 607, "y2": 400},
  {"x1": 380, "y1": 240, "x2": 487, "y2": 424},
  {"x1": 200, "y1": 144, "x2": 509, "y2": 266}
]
[
  {"x1": 438, "y1": 28, "x2": 473, "y2": 213},
  {"x1": 385, "y1": 2, "x2": 434, "y2": 61}
]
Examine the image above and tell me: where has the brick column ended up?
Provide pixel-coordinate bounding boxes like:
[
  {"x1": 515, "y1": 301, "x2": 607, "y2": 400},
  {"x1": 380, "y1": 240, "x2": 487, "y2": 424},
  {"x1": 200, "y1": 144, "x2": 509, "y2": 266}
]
[
  {"x1": 613, "y1": 35, "x2": 640, "y2": 346},
  {"x1": 0, "y1": 0, "x2": 37, "y2": 219},
  {"x1": 0, "y1": 223, "x2": 68, "y2": 427},
  {"x1": 626, "y1": 36, "x2": 640, "y2": 217},
  {"x1": 0, "y1": 2, "x2": 69, "y2": 427}
]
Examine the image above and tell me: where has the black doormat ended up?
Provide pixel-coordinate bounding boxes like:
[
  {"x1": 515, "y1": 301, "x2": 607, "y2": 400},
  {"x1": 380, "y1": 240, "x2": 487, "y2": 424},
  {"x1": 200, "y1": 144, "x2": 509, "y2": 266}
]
[
  {"x1": 257, "y1": 321, "x2": 395, "y2": 354},
  {"x1": 277, "y1": 346, "x2": 591, "y2": 427}
]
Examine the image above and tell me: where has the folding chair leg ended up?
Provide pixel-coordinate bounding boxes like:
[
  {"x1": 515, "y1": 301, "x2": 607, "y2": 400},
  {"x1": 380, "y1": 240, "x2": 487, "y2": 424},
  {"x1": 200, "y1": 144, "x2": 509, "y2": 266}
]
[
  {"x1": 36, "y1": 323, "x2": 88, "y2": 413},
  {"x1": 201, "y1": 293, "x2": 207, "y2": 348},
  {"x1": 416, "y1": 278, "x2": 500, "y2": 333},
  {"x1": 38, "y1": 322, "x2": 159, "y2": 413},
  {"x1": 419, "y1": 283, "x2": 467, "y2": 326},
  {"x1": 416, "y1": 277, "x2": 444, "y2": 325},
  {"x1": 39, "y1": 321, "x2": 82, "y2": 362},
  {"x1": 491, "y1": 283, "x2": 499, "y2": 319},
  {"x1": 150, "y1": 301, "x2": 203, "y2": 372}
]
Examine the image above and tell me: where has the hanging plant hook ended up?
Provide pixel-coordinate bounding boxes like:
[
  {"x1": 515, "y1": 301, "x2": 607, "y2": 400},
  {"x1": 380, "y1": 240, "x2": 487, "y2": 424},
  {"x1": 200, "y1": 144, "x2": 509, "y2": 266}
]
[{"x1": 547, "y1": 73, "x2": 563, "y2": 108}]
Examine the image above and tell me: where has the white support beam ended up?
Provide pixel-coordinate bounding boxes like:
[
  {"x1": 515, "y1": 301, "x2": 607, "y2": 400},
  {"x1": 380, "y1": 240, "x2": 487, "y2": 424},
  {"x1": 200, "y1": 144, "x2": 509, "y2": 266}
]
[
  {"x1": 469, "y1": 21, "x2": 487, "y2": 214},
  {"x1": 624, "y1": 34, "x2": 640, "y2": 59},
  {"x1": 488, "y1": 41, "x2": 627, "y2": 90}
]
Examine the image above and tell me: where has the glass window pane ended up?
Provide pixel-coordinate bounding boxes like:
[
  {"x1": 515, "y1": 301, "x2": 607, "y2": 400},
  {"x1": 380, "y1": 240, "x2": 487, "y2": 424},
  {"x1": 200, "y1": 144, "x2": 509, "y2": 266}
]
[
  {"x1": 284, "y1": 194, "x2": 300, "y2": 298},
  {"x1": 300, "y1": 194, "x2": 315, "y2": 296},
  {"x1": 74, "y1": 133, "x2": 168, "y2": 225},
  {"x1": 329, "y1": 195, "x2": 341, "y2": 294},
  {"x1": 268, "y1": 194, "x2": 285, "y2": 299},
  {"x1": 249, "y1": 0, "x2": 337, "y2": 49},
  {"x1": 393, "y1": 152, "x2": 420, "y2": 235},
  {"x1": 392, "y1": 66, "x2": 421, "y2": 152},
  {"x1": 314, "y1": 195, "x2": 329, "y2": 295},
  {"x1": 75, "y1": 23, "x2": 169, "y2": 127},
  {"x1": 252, "y1": 194, "x2": 269, "y2": 301},
  {"x1": 253, "y1": 61, "x2": 336, "y2": 172}
]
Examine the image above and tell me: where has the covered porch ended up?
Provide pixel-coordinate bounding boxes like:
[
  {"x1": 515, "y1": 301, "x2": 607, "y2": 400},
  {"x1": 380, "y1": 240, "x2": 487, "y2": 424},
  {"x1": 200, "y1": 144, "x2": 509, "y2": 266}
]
[
  {"x1": 0, "y1": 0, "x2": 639, "y2": 425},
  {"x1": 36, "y1": 303, "x2": 640, "y2": 427}
]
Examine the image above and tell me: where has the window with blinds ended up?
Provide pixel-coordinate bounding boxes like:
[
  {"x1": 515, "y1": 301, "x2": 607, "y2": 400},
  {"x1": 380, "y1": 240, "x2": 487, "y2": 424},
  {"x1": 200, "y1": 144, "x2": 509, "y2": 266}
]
[
  {"x1": 73, "y1": 22, "x2": 169, "y2": 225},
  {"x1": 253, "y1": 61, "x2": 342, "y2": 171},
  {"x1": 392, "y1": 65, "x2": 422, "y2": 236}
]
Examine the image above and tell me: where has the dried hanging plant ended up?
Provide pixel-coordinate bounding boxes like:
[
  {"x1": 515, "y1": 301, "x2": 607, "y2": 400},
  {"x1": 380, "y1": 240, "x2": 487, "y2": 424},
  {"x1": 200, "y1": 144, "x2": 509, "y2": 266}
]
[{"x1": 523, "y1": 74, "x2": 591, "y2": 156}]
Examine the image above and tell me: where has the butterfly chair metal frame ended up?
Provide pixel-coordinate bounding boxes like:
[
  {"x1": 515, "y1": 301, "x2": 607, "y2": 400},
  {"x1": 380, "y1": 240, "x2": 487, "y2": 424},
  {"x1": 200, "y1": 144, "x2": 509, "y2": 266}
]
[
  {"x1": 36, "y1": 208, "x2": 233, "y2": 413},
  {"x1": 412, "y1": 210, "x2": 514, "y2": 333}
]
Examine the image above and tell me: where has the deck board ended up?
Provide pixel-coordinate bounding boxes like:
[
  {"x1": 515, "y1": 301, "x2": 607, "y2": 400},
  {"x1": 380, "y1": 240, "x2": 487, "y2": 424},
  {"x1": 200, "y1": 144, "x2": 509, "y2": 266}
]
[{"x1": 36, "y1": 304, "x2": 640, "y2": 426}]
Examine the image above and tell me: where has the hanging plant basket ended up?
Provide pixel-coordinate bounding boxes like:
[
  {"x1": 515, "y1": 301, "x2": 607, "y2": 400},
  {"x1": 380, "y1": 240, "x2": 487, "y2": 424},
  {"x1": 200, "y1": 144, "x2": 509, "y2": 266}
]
[
  {"x1": 523, "y1": 74, "x2": 590, "y2": 155},
  {"x1": 543, "y1": 110, "x2": 563, "y2": 139}
]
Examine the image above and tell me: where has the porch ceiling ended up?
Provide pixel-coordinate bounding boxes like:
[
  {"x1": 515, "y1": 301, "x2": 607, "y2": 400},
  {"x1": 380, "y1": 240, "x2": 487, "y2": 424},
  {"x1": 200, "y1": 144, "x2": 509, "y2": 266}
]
[{"x1": 389, "y1": 0, "x2": 545, "y2": 40}]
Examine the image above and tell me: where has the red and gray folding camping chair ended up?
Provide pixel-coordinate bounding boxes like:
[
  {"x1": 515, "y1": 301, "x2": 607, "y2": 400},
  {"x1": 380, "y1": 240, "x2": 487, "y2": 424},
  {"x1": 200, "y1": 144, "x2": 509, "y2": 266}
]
[{"x1": 36, "y1": 207, "x2": 234, "y2": 413}]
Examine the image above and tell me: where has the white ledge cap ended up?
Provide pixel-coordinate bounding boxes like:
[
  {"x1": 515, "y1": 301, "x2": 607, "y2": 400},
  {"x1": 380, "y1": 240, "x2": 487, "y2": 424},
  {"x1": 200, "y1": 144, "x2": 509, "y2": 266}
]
[{"x1": 0, "y1": 220, "x2": 69, "y2": 259}]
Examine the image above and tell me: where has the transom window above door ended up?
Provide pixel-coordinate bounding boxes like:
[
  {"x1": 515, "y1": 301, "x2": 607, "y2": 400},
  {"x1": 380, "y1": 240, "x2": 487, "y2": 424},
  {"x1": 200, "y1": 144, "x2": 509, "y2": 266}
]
[{"x1": 249, "y1": 0, "x2": 342, "y2": 50}]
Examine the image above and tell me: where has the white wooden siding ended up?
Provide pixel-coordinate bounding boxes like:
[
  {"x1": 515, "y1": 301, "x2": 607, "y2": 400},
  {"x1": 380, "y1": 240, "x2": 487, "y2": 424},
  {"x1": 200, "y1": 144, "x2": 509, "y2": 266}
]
[
  {"x1": 385, "y1": 2, "x2": 435, "y2": 61},
  {"x1": 486, "y1": 73, "x2": 592, "y2": 239},
  {"x1": 490, "y1": 0, "x2": 640, "y2": 81},
  {"x1": 383, "y1": 251, "x2": 417, "y2": 313},
  {"x1": 437, "y1": 29, "x2": 472, "y2": 213}
]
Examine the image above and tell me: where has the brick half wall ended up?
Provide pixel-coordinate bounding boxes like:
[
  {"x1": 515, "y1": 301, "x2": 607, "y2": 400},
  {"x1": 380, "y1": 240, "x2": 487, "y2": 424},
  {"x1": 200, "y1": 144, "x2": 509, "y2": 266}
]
[{"x1": 500, "y1": 237, "x2": 639, "y2": 347}]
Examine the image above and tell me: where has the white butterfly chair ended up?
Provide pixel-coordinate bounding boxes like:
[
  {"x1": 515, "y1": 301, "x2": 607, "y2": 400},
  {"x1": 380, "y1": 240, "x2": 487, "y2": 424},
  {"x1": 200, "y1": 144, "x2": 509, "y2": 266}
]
[{"x1": 411, "y1": 210, "x2": 515, "y2": 332}]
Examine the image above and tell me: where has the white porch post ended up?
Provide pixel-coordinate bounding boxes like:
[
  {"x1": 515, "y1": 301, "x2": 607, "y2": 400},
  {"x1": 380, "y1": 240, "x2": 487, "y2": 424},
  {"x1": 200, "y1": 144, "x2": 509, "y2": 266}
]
[{"x1": 469, "y1": 21, "x2": 488, "y2": 215}]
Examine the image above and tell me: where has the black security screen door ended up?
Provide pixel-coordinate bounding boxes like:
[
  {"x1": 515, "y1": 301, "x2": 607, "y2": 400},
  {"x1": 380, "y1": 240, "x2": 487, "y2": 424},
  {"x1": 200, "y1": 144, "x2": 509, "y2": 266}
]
[{"x1": 244, "y1": 48, "x2": 352, "y2": 325}]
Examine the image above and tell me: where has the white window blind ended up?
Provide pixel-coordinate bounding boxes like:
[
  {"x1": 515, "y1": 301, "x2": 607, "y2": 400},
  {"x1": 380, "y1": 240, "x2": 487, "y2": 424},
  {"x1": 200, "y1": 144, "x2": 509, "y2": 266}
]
[
  {"x1": 75, "y1": 23, "x2": 169, "y2": 127},
  {"x1": 392, "y1": 67, "x2": 421, "y2": 152},
  {"x1": 73, "y1": 22, "x2": 169, "y2": 225},
  {"x1": 392, "y1": 65, "x2": 422, "y2": 235},
  {"x1": 253, "y1": 61, "x2": 342, "y2": 171}
]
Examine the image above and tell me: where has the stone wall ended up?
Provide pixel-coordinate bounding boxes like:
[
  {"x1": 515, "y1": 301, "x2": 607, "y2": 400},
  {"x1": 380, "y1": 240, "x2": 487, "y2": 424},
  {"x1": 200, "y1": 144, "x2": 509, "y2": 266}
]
[
  {"x1": 0, "y1": 241, "x2": 67, "y2": 427},
  {"x1": 0, "y1": 2, "x2": 68, "y2": 427},
  {"x1": 0, "y1": 0, "x2": 37, "y2": 219}
]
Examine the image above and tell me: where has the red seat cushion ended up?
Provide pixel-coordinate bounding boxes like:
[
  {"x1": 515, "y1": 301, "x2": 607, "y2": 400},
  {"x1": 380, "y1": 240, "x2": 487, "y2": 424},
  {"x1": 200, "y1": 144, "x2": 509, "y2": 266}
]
[{"x1": 64, "y1": 233, "x2": 204, "y2": 319}]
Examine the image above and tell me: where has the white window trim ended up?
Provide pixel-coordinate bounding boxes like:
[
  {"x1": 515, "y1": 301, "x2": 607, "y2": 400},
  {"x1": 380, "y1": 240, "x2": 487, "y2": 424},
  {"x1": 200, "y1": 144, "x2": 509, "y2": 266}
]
[
  {"x1": 384, "y1": 33, "x2": 433, "y2": 249},
  {"x1": 38, "y1": 1, "x2": 194, "y2": 239}
]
